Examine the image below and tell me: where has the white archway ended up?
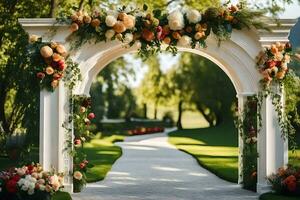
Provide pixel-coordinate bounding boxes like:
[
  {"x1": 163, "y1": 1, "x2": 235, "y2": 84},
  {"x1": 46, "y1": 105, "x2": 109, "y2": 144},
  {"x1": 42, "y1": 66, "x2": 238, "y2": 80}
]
[{"x1": 19, "y1": 18, "x2": 296, "y2": 194}]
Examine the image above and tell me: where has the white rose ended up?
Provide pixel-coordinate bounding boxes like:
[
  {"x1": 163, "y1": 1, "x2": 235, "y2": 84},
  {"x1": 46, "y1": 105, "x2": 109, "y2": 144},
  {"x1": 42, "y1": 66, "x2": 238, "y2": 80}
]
[
  {"x1": 252, "y1": 137, "x2": 257, "y2": 143},
  {"x1": 31, "y1": 177, "x2": 37, "y2": 183},
  {"x1": 28, "y1": 182, "x2": 35, "y2": 190},
  {"x1": 18, "y1": 179, "x2": 25, "y2": 186},
  {"x1": 124, "y1": 33, "x2": 133, "y2": 43},
  {"x1": 22, "y1": 184, "x2": 29, "y2": 191},
  {"x1": 39, "y1": 185, "x2": 45, "y2": 191},
  {"x1": 105, "y1": 15, "x2": 117, "y2": 27},
  {"x1": 186, "y1": 9, "x2": 202, "y2": 24},
  {"x1": 25, "y1": 175, "x2": 31, "y2": 180},
  {"x1": 168, "y1": 10, "x2": 185, "y2": 31},
  {"x1": 28, "y1": 189, "x2": 35, "y2": 195},
  {"x1": 177, "y1": 35, "x2": 191, "y2": 47},
  {"x1": 245, "y1": 138, "x2": 251, "y2": 144},
  {"x1": 105, "y1": 29, "x2": 116, "y2": 40}
]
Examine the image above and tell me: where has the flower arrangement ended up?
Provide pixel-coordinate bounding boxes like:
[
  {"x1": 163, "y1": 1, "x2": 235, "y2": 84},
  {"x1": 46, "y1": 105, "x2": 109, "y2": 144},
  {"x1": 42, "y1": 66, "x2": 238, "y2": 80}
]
[
  {"x1": 60, "y1": 3, "x2": 265, "y2": 59},
  {"x1": 268, "y1": 165, "x2": 300, "y2": 196},
  {"x1": 234, "y1": 95, "x2": 259, "y2": 191},
  {"x1": 0, "y1": 163, "x2": 64, "y2": 200},
  {"x1": 27, "y1": 36, "x2": 70, "y2": 91},
  {"x1": 127, "y1": 127, "x2": 164, "y2": 135},
  {"x1": 72, "y1": 96, "x2": 95, "y2": 192},
  {"x1": 256, "y1": 42, "x2": 293, "y2": 87}
]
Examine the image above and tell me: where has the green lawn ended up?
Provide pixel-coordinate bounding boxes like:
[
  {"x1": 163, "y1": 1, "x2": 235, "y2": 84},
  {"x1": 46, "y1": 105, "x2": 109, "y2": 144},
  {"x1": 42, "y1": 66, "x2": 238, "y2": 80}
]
[
  {"x1": 168, "y1": 122, "x2": 300, "y2": 183},
  {"x1": 260, "y1": 192, "x2": 300, "y2": 200},
  {"x1": 84, "y1": 133, "x2": 124, "y2": 182},
  {"x1": 168, "y1": 122, "x2": 239, "y2": 182}
]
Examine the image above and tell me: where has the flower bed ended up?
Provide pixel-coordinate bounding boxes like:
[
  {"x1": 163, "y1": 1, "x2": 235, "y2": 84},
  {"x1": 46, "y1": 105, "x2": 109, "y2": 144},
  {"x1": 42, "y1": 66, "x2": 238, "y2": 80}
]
[
  {"x1": 0, "y1": 163, "x2": 64, "y2": 200},
  {"x1": 127, "y1": 127, "x2": 165, "y2": 135},
  {"x1": 268, "y1": 165, "x2": 300, "y2": 196}
]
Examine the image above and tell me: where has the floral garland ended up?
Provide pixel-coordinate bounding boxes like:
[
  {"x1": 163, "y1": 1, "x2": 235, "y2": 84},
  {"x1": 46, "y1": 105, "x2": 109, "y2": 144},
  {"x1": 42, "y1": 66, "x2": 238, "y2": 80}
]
[
  {"x1": 0, "y1": 163, "x2": 64, "y2": 200},
  {"x1": 27, "y1": 36, "x2": 81, "y2": 91},
  {"x1": 256, "y1": 42, "x2": 292, "y2": 88},
  {"x1": 235, "y1": 95, "x2": 259, "y2": 191},
  {"x1": 59, "y1": 3, "x2": 265, "y2": 59},
  {"x1": 268, "y1": 165, "x2": 300, "y2": 195},
  {"x1": 256, "y1": 42, "x2": 297, "y2": 145},
  {"x1": 71, "y1": 96, "x2": 95, "y2": 193}
]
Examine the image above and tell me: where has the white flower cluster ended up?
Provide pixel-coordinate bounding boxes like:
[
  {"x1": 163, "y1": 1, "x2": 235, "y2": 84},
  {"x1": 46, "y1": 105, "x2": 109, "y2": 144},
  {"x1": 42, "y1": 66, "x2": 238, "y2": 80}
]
[{"x1": 18, "y1": 175, "x2": 38, "y2": 195}]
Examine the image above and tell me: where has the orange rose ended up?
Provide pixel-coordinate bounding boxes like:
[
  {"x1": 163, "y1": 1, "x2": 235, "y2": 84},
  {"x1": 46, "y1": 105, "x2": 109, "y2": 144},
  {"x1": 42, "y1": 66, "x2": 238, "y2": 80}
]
[
  {"x1": 194, "y1": 32, "x2": 205, "y2": 40},
  {"x1": 83, "y1": 15, "x2": 92, "y2": 24},
  {"x1": 45, "y1": 66, "x2": 54, "y2": 75},
  {"x1": 172, "y1": 31, "x2": 181, "y2": 40},
  {"x1": 113, "y1": 21, "x2": 126, "y2": 33},
  {"x1": 52, "y1": 53, "x2": 61, "y2": 62},
  {"x1": 118, "y1": 12, "x2": 128, "y2": 21},
  {"x1": 40, "y1": 46, "x2": 53, "y2": 58},
  {"x1": 70, "y1": 23, "x2": 79, "y2": 32},
  {"x1": 276, "y1": 71, "x2": 285, "y2": 80},
  {"x1": 142, "y1": 29, "x2": 155, "y2": 42},
  {"x1": 123, "y1": 15, "x2": 135, "y2": 29},
  {"x1": 91, "y1": 19, "x2": 101, "y2": 27},
  {"x1": 56, "y1": 44, "x2": 67, "y2": 55},
  {"x1": 163, "y1": 37, "x2": 171, "y2": 45}
]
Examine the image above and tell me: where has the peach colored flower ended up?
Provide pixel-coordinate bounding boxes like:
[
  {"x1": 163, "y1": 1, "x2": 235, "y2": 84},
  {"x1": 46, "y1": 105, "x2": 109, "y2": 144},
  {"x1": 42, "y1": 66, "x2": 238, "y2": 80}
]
[
  {"x1": 45, "y1": 67, "x2": 54, "y2": 75},
  {"x1": 51, "y1": 80, "x2": 59, "y2": 88},
  {"x1": 113, "y1": 21, "x2": 126, "y2": 33},
  {"x1": 40, "y1": 46, "x2": 53, "y2": 58},
  {"x1": 73, "y1": 171, "x2": 83, "y2": 180},
  {"x1": 56, "y1": 44, "x2": 67, "y2": 55}
]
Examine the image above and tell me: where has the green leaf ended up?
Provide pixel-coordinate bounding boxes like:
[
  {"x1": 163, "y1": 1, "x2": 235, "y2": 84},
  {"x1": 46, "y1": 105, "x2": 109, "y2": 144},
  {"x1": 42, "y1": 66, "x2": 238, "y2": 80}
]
[{"x1": 143, "y1": 4, "x2": 148, "y2": 11}]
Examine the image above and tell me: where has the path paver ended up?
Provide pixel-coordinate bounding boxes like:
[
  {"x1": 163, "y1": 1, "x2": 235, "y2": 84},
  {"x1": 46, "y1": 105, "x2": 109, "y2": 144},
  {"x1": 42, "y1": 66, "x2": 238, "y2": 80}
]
[{"x1": 72, "y1": 130, "x2": 258, "y2": 200}]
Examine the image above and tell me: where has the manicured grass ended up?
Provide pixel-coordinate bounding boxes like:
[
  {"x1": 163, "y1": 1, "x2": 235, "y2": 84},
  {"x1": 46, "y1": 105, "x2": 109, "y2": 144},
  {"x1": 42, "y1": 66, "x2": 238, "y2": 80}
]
[
  {"x1": 52, "y1": 191, "x2": 72, "y2": 200},
  {"x1": 168, "y1": 122, "x2": 239, "y2": 183},
  {"x1": 83, "y1": 133, "x2": 124, "y2": 182},
  {"x1": 168, "y1": 122, "x2": 300, "y2": 183},
  {"x1": 259, "y1": 192, "x2": 300, "y2": 200}
]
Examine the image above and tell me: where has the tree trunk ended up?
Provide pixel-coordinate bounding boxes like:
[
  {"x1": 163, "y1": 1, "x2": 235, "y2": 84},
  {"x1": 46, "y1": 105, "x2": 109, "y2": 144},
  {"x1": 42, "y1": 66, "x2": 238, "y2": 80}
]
[
  {"x1": 79, "y1": 0, "x2": 85, "y2": 10},
  {"x1": 154, "y1": 101, "x2": 158, "y2": 120},
  {"x1": 197, "y1": 105, "x2": 214, "y2": 127},
  {"x1": 176, "y1": 100, "x2": 183, "y2": 130},
  {"x1": 0, "y1": 83, "x2": 9, "y2": 133},
  {"x1": 49, "y1": 0, "x2": 57, "y2": 18},
  {"x1": 143, "y1": 103, "x2": 147, "y2": 119}
]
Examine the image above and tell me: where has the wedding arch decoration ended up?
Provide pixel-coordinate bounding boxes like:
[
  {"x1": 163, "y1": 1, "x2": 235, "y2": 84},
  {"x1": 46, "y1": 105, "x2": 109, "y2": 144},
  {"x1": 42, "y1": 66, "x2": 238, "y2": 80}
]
[{"x1": 18, "y1": 3, "x2": 298, "y2": 195}]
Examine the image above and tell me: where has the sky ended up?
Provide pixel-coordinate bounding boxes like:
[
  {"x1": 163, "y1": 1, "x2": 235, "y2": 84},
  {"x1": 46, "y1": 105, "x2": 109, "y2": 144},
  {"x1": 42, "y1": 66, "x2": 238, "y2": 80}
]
[{"x1": 122, "y1": 0, "x2": 300, "y2": 88}]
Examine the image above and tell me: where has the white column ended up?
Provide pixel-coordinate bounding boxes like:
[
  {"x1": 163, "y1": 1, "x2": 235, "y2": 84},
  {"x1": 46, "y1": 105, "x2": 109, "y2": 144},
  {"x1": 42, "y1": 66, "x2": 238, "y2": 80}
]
[
  {"x1": 257, "y1": 89, "x2": 288, "y2": 193},
  {"x1": 39, "y1": 82, "x2": 73, "y2": 193}
]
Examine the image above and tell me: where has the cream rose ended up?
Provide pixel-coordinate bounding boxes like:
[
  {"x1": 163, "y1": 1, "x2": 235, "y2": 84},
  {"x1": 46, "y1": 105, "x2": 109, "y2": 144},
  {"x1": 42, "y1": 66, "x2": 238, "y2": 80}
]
[
  {"x1": 73, "y1": 171, "x2": 83, "y2": 180},
  {"x1": 105, "y1": 15, "x2": 117, "y2": 27},
  {"x1": 177, "y1": 35, "x2": 191, "y2": 47},
  {"x1": 124, "y1": 33, "x2": 133, "y2": 43},
  {"x1": 167, "y1": 10, "x2": 185, "y2": 31},
  {"x1": 105, "y1": 29, "x2": 115, "y2": 40},
  {"x1": 186, "y1": 9, "x2": 202, "y2": 24},
  {"x1": 29, "y1": 35, "x2": 39, "y2": 43}
]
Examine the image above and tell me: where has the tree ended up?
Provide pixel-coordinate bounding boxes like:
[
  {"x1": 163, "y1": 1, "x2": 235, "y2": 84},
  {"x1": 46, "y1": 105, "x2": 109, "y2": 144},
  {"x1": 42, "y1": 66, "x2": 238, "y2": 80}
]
[{"x1": 138, "y1": 56, "x2": 169, "y2": 119}]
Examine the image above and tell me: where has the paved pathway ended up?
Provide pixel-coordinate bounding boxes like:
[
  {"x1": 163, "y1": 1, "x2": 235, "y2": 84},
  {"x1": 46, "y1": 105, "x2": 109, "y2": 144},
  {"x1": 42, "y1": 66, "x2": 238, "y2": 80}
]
[{"x1": 72, "y1": 130, "x2": 258, "y2": 200}]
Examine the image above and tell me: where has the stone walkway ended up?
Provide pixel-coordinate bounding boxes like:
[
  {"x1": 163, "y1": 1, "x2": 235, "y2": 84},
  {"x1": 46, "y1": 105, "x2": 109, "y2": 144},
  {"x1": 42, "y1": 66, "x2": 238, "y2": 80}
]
[{"x1": 72, "y1": 130, "x2": 258, "y2": 200}]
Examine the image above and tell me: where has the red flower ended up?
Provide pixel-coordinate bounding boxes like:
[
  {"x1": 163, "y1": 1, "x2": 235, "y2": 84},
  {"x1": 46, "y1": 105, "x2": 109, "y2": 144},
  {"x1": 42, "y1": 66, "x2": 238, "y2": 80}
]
[
  {"x1": 284, "y1": 175, "x2": 297, "y2": 192},
  {"x1": 266, "y1": 60, "x2": 277, "y2": 68},
  {"x1": 57, "y1": 60, "x2": 65, "y2": 71},
  {"x1": 88, "y1": 113, "x2": 95, "y2": 120},
  {"x1": 74, "y1": 139, "x2": 81, "y2": 146},
  {"x1": 6, "y1": 179, "x2": 17, "y2": 193},
  {"x1": 156, "y1": 26, "x2": 164, "y2": 40},
  {"x1": 12, "y1": 175, "x2": 20, "y2": 182},
  {"x1": 36, "y1": 72, "x2": 45, "y2": 79},
  {"x1": 79, "y1": 163, "x2": 86, "y2": 169}
]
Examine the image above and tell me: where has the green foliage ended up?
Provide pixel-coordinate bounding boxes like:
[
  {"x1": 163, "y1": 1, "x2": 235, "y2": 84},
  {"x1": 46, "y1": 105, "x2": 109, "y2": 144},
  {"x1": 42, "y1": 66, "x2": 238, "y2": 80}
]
[{"x1": 90, "y1": 57, "x2": 136, "y2": 120}]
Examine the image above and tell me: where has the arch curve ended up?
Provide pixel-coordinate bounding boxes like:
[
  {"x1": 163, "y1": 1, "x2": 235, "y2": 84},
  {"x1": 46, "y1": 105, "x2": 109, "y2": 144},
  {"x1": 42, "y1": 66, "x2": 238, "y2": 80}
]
[{"x1": 71, "y1": 29, "x2": 261, "y2": 96}]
